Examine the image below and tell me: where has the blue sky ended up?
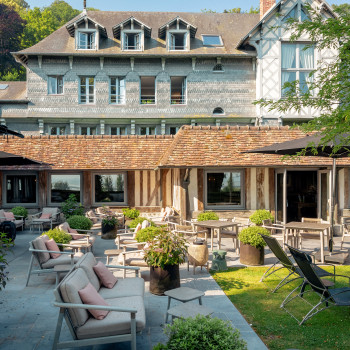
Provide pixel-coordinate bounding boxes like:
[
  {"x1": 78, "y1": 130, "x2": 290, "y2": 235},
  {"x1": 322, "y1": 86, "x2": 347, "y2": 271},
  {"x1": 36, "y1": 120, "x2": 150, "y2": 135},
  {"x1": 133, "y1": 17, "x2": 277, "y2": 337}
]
[{"x1": 27, "y1": 0, "x2": 349, "y2": 12}]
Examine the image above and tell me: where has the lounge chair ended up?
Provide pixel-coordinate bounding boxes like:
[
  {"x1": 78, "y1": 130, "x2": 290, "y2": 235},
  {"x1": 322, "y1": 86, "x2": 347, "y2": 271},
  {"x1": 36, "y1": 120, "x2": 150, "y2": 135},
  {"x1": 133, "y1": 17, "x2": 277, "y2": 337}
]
[
  {"x1": 30, "y1": 207, "x2": 61, "y2": 231},
  {"x1": 0, "y1": 209, "x2": 24, "y2": 230},
  {"x1": 259, "y1": 234, "x2": 335, "y2": 293},
  {"x1": 282, "y1": 245, "x2": 350, "y2": 325},
  {"x1": 26, "y1": 235, "x2": 84, "y2": 286}
]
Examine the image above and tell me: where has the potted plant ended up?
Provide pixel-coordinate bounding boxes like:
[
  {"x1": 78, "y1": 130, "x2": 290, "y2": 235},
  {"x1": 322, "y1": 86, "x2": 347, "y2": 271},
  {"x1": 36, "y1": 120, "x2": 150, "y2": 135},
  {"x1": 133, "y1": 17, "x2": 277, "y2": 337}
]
[
  {"x1": 61, "y1": 194, "x2": 84, "y2": 219},
  {"x1": 197, "y1": 211, "x2": 219, "y2": 221},
  {"x1": 67, "y1": 215, "x2": 93, "y2": 231},
  {"x1": 249, "y1": 209, "x2": 274, "y2": 226},
  {"x1": 142, "y1": 228, "x2": 187, "y2": 295},
  {"x1": 122, "y1": 208, "x2": 140, "y2": 220},
  {"x1": 238, "y1": 226, "x2": 270, "y2": 265},
  {"x1": 101, "y1": 215, "x2": 119, "y2": 235}
]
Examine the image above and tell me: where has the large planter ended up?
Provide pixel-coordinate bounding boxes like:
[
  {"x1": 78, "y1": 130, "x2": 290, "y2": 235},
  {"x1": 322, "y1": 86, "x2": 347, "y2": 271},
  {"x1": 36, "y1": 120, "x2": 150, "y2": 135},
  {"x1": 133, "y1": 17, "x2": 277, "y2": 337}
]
[
  {"x1": 150, "y1": 264, "x2": 180, "y2": 296},
  {"x1": 101, "y1": 222, "x2": 118, "y2": 239},
  {"x1": 188, "y1": 241, "x2": 209, "y2": 270},
  {"x1": 239, "y1": 243, "x2": 264, "y2": 266}
]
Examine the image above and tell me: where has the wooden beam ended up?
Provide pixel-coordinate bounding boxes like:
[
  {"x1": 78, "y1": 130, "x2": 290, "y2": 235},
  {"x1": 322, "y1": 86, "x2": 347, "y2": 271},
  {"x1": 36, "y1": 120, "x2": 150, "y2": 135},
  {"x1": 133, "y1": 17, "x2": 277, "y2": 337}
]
[
  {"x1": 127, "y1": 171, "x2": 135, "y2": 207},
  {"x1": 269, "y1": 168, "x2": 275, "y2": 213},
  {"x1": 256, "y1": 168, "x2": 265, "y2": 209},
  {"x1": 161, "y1": 169, "x2": 169, "y2": 207},
  {"x1": 197, "y1": 169, "x2": 204, "y2": 211},
  {"x1": 38, "y1": 171, "x2": 47, "y2": 208},
  {"x1": 245, "y1": 168, "x2": 251, "y2": 209},
  {"x1": 83, "y1": 171, "x2": 92, "y2": 208},
  {"x1": 0, "y1": 171, "x2": 2, "y2": 207}
]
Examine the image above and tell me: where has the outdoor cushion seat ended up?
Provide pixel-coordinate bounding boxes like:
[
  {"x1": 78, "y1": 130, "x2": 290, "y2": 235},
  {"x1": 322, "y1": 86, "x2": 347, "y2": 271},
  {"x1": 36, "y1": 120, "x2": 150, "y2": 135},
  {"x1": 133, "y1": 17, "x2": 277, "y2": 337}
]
[
  {"x1": 99, "y1": 278, "x2": 144, "y2": 299},
  {"x1": 0, "y1": 209, "x2": 25, "y2": 230},
  {"x1": 76, "y1": 295, "x2": 146, "y2": 339},
  {"x1": 41, "y1": 252, "x2": 84, "y2": 269}
]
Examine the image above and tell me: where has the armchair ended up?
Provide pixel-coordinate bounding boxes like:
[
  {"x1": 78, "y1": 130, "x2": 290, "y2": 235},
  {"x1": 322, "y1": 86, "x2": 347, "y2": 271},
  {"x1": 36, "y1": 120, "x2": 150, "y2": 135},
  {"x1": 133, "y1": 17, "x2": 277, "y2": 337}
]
[
  {"x1": 0, "y1": 209, "x2": 24, "y2": 230},
  {"x1": 30, "y1": 207, "x2": 61, "y2": 231}
]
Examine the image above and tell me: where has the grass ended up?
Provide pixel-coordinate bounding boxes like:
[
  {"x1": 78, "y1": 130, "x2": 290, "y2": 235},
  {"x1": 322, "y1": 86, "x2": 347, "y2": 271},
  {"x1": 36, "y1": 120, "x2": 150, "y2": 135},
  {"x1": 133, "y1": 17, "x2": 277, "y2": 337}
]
[{"x1": 211, "y1": 266, "x2": 350, "y2": 350}]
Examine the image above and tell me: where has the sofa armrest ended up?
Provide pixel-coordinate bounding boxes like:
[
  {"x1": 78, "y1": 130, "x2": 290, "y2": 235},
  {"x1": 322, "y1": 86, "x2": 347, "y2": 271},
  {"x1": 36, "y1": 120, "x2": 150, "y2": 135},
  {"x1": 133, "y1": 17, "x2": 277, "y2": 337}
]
[
  {"x1": 53, "y1": 301, "x2": 137, "y2": 314},
  {"x1": 106, "y1": 264, "x2": 140, "y2": 277}
]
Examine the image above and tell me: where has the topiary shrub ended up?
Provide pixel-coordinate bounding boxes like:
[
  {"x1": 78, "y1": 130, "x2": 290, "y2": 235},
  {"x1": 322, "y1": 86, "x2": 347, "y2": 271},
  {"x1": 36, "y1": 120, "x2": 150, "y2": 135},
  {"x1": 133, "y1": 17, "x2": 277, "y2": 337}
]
[
  {"x1": 238, "y1": 226, "x2": 270, "y2": 249},
  {"x1": 42, "y1": 228, "x2": 72, "y2": 249},
  {"x1": 135, "y1": 226, "x2": 163, "y2": 243},
  {"x1": 67, "y1": 215, "x2": 93, "y2": 231},
  {"x1": 61, "y1": 194, "x2": 85, "y2": 219},
  {"x1": 197, "y1": 211, "x2": 219, "y2": 221},
  {"x1": 154, "y1": 314, "x2": 247, "y2": 350},
  {"x1": 11, "y1": 206, "x2": 28, "y2": 219},
  {"x1": 122, "y1": 208, "x2": 140, "y2": 219},
  {"x1": 249, "y1": 209, "x2": 274, "y2": 226},
  {"x1": 129, "y1": 217, "x2": 155, "y2": 229}
]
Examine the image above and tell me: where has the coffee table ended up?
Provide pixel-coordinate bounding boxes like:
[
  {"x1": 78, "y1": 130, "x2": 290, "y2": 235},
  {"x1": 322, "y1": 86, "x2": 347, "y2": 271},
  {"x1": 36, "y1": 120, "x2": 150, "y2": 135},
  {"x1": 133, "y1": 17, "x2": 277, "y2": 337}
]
[
  {"x1": 164, "y1": 287, "x2": 205, "y2": 323},
  {"x1": 167, "y1": 303, "x2": 213, "y2": 323}
]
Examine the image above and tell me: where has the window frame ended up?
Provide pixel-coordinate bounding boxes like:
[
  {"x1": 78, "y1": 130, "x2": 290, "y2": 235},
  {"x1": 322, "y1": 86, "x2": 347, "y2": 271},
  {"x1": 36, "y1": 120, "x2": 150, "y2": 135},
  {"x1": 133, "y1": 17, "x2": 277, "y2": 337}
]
[
  {"x1": 47, "y1": 75, "x2": 64, "y2": 95},
  {"x1": 110, "y1": 126, "x2": 127, "y2": 135},
  {"x1": 79, "y1": 76, "x2": 95, "y2": 104},
  {"x1": 49, "y1": 126, "x2": 66, "y2": 136},
  {"x1": 2, "y1": 171, "x2": 39, "y2": 208},
  {"x1": 202, "y1": 34, "x2": 223, "y2": 47},
  {"x1": 170, "y1": 76, "x2": 187, "y2": 105},
  {"x1": 80, "y1": 126, "x2": 97, "y2": 136},
  {"x1": 109, "y1": 77, "x2": 126, "y2": 105},
  {"x1": 92, "y1": 172, "x2": 127, "y2": 206},
  {"x1": 204, "y1": 169, "x2": 245, "y2": 210},
  {"x1": 139, "y1": 126, "x2": 156, "y2": 135},
  {"x1": 76, "y1": 29, "x2": 96, "y2": 50},
  {"x1": 280, "y1": 42, "x2": 315, "y2": 97},
  {"x1": 140, "y1": 76, "x2": 156, "y2": 105},
  {"x1": 167, "y1": 30, "x2": 189, "y2": 51},
  {"x1": 121, "y1": 30, "x2": 143, "y2": 51},
  {"x1": 48, "y1": 172, "x2": 83, "y2": 206}
]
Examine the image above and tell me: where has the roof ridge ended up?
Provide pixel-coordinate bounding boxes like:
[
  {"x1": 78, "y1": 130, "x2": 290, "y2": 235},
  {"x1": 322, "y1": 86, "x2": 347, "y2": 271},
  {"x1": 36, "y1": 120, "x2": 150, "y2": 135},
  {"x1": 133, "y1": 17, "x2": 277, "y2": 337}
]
[{"x1": 10, "y1": 134, "x2": 175, "y2": 140}]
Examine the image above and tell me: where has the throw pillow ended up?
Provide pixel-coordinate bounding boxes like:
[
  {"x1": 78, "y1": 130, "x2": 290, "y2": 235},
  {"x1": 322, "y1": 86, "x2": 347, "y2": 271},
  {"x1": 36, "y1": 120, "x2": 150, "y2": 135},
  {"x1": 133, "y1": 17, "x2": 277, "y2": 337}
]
[
  {"x1": 40, "y1": 213, "x2": 52, "y2": 220},
  {"x1": 78, "y1": 282, "x2": 109, "y2": 320},
  {"x1": 68, "y1": 227, "x2": 81, "y2": 240},
  {"x1": 4, "y1": 212, "x2": 15, "y2": 220},
  {"x1": 93, "y1": 261, "x2": 118, "y2": 289},
  {"x1": 44, "y1": 239, "x2": 61, "y2": 259}
]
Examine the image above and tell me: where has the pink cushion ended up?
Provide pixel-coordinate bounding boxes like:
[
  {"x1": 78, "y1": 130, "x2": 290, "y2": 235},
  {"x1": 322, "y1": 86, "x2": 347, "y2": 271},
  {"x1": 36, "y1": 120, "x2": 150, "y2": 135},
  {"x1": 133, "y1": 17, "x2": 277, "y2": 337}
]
[
  {"x1": 68, "y1": 227, "x2": 81, "y2": 240},
  {"x1": 93, "y1": 262, "x2": 118, "y2": 289},
  {"x1": 78, "y1": 282, "x2": 109, "y2": 320},
  {"x1": 44, "y1": 239, "x2": 61, "y2": 259},
  {"x1": 40, "y1": 213, "x2": 52, "y2": 220},
  {"x1": 4, "y1": 212, "x2": 15, "y2": 220}
]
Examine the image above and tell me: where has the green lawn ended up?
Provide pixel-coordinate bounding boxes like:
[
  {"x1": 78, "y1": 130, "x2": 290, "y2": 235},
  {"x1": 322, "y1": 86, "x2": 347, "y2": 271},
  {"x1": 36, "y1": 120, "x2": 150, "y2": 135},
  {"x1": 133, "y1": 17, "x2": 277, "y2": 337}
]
[{"x1": 211, "y1": 266, "x2": 350, "y2": 350}]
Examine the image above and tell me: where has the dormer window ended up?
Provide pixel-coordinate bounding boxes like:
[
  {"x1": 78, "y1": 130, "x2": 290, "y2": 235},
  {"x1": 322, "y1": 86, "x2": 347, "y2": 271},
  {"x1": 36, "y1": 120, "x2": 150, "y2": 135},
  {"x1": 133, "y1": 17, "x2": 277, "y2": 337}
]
[
  {"x1": 77, "y1": 30, "x2": 96, "y2": 49},
  {"x1": 113, "y1": 17, "x2": 151, "y2": 52},
  {"x1": 159, "y1": 17, "x2": 197, "y2": 52}
]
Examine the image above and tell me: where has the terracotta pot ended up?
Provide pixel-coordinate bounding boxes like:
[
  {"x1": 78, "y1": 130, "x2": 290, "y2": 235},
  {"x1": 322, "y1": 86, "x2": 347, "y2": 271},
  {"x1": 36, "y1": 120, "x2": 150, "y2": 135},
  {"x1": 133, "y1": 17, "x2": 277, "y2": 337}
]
[
  {"x1": 150, "y1": 265, "x2": 180, "y2": 296},
  {"x1": 239, "y1": 243, "x2": 264, "y2": 266},
  {"x1": 188, "y1": 243, "x2": 209, "y2": 267}
]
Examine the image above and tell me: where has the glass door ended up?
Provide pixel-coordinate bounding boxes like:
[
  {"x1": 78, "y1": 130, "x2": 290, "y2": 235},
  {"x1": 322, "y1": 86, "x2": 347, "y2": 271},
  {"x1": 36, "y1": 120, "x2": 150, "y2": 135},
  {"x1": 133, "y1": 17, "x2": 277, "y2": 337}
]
[
  {"x1": 275, "y1": 169, "x2": 287, "y2": 223},
  {"x1": 318, "y1": 170, "x2": 330, "y2": 221}
]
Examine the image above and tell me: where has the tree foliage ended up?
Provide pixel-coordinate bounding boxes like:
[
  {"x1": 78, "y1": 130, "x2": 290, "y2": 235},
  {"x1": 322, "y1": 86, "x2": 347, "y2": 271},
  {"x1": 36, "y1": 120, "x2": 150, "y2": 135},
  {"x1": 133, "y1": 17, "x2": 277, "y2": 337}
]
[
  {"x1": 332, "y1": 3, "x2": 350, "y2": 16},
  {"x1": 47, "y1": 0, "x2": 80, "y2": 28},
  {"x1": 202, "y1": 6, "x2": 259, "y2": 14},
  {"x1": 255, "y1": 4, "x2": 350, "y2": 154}
]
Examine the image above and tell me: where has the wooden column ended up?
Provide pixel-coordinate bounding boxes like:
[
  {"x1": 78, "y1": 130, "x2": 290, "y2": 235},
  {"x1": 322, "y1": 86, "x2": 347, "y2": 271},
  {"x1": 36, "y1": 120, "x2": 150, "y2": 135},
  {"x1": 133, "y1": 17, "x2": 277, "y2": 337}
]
[
  {"x1": 127, "y1": 171, "x2": 135, "y2": 207},
  {"x1": 179, "y1": 169, "x2": 187, "y2": 221},
  {"x1": 245, "y1": 168, "x2": 251, "y2": 209},
  {"x1": 256, "y1": 168, "x2": 265, "y2": 209},
  {"x1": 161, "y1": 169, "x2": 169, "y2": 208},
  {"x1": 197, "y1": 169, "x2": 204, "y2": 211},
  {"x1": 38, "y1": 171, "x2": 48, "y2": 208},
  {"x1": 0, "y1": 171, "x2": 2, "y2": 207},
  {"x1": 83, "y1": 171, "x2": 92, "y2": 208},
  {"x1": 269, "y1": 168, "x2": 275, "y2": 213}
]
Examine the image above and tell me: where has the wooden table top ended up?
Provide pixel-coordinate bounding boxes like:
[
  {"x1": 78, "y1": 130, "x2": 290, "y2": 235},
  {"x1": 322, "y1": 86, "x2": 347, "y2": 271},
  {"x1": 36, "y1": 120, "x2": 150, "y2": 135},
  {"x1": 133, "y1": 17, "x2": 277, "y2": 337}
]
[
  {"x1": 193, "y1": 220, "x2": 237, "y2": 229},
  {"x1": 284, "y1": 221, "x2": 330, "y2": 230}
]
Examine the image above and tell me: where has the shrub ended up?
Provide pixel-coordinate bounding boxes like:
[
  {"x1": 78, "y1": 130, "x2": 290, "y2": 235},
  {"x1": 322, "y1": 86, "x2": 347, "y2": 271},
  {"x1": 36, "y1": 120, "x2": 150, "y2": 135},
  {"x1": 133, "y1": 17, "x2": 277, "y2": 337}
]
[
  {"x1": 0, "y1": 233, "x2": 14, "y2": 291},
  {"x1": 238, "y1": 226, "x2": 270, "y2": 249},
  {"x1": 122, "y1": 208, "x2": 140, "y2": 219},
  {"x1": 135, "y1": 226, "x2": 163, "y2": 243},
  {"x1": 197, "y1": 211, "x2": 219, "y2": 221},
  {"x1": 42, "y1": 228, "x2": 71, "y2": 248},
  {"x1": 102, "y1": 215, "x2": 119, "y2": 227},
  {"x1": 129, "y1": 217, "x2": 155, "y2": 229},
  {"x1": 61, "y1": 194, "x2": 85, "y2": 219},
  {"x1": 154, "y1": 314, "x2": 247, "y2": 350},
  {"x1": 67, "y1": 215, "x2": 93, "y2": 231},
  {"x1": 11, "y1": 206, "x2": 28, "y2": 219},
  {"x1": 249, "y1": 209, "x2": 274, "y2": 226}
]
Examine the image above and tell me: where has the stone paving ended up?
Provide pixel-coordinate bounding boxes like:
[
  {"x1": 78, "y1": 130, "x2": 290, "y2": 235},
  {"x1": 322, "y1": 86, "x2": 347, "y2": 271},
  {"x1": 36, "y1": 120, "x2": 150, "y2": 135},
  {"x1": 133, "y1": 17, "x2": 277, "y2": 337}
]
[{"x1": 0, "y1": 228, "x2": 349, "y2": 350}]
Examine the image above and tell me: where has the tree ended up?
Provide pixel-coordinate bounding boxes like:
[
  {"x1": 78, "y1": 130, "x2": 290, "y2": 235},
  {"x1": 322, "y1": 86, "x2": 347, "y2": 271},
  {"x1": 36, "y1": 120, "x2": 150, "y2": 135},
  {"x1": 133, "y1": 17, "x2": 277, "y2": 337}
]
[
  {"x1": 46, "y1": 0, "x2": 80, "y2": 28},
  {"x1": 53, "y1": 180, "x2": 70, "y2": 190},
  {"x1": 0, "y1": 3, "x2": 26, "y2": 78},
  {"x1": 202, "y1": 6, "x2": 259, "y2": 14},
  {"x1": 0, "y1": 0, "x2": 29, "y2": 13},
  {"x1": 332, "y1": 3, "x2": 350, "y2": 16},
  {"x1": 255, "y1": 4, "x2": 350, "y2": 154}
]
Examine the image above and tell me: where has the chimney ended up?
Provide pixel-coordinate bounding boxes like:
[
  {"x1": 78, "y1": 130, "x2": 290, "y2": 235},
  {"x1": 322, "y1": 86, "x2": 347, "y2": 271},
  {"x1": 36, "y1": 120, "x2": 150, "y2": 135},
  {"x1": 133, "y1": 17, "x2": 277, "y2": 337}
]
[
  {"x1": 83, "y1": 0, "x2": 86, "y2": 9},
  {"x1": 260, "y1": 0, "x2": 276, "y2": 19}
]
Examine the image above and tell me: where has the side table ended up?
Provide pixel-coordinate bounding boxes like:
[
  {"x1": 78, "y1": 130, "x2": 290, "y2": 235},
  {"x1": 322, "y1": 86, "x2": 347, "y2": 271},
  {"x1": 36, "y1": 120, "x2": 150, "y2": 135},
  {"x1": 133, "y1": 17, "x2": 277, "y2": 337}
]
[
  {"x1": 167, "y1": 303, "x2": 213, "y2": 323},
  {"x1": 164, "y1": 287, "x2": 205, "y2": 323}
]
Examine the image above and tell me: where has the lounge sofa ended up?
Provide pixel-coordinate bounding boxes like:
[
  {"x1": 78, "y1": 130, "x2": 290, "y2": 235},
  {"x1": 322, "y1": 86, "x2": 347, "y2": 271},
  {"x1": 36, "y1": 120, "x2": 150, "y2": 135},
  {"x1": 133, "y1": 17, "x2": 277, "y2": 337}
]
[{"x1": 52, "y1": 252, "x2": 145, "y2": 350}]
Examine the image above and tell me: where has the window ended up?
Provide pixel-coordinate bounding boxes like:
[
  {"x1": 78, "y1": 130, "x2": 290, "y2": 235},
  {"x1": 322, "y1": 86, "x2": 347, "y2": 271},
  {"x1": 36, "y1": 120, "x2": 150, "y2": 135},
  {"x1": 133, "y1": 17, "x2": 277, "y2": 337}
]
[
  {"x1": 202, "y1": 35, "x2": 223, "y2": 46},
  {"x1": 77, "y1": 31, "x2": 96, "y2": 49},
  {"x1": 171, "y1": 77, "x2": 186, "y2": 104},
  {"x1": 123, "y1": 32, "x2": 141, "y2": 50},
  {"x1": 48, "y1": 76, "x2": 63, "y2": 95},
  {"x1": 49, "y1": 126, "x2": 65, "y2": 135},
  {"x1": 50, "y1": 174, "x2": 81, "y2": 203},
  {"x1": 5, "y1": 174, "x2": 37, "y2": 204},
  {"x1": 205, "y1": 171, "x2": 244, "y2": 208},
  {"x1": 169, "y1": 127, "x2": 179, "y2": 135},
  {"x1": 110, "y1": 77, "x2": 126, "y2": 104},
  {"x1": 111, "y1": 127, "x2": 127, "y2": 135},
  {"x1": 94, "y1": 174, "x2": 126, "y2": 204},
  {"x1": 281, "y1": 43, "x2": 314, "y2": 96},
  {"x1": 80, "y1": 127, "x2": 96, "y2": 135},
  {"x1": 140, "y1": 76, "x2": 156, "y2": 104},
  {"x1": 213, "y1": 64, "x2": 224, "y2": 72},
  {"x1": 79, "y1": 77, "x2": 95, "y2": 104},
  {"x1": 283, "y1": 5, "x2": 310, "y2": 23},
  {"x1": 213, "y1": 107, "x2": 224, "y2": 115},
  {"x1": 140, "y1": 127, "x2": 156, "y2": 135},
  {"x1": 169, "y1": 32, "x2": 188, "y2": 50}
]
